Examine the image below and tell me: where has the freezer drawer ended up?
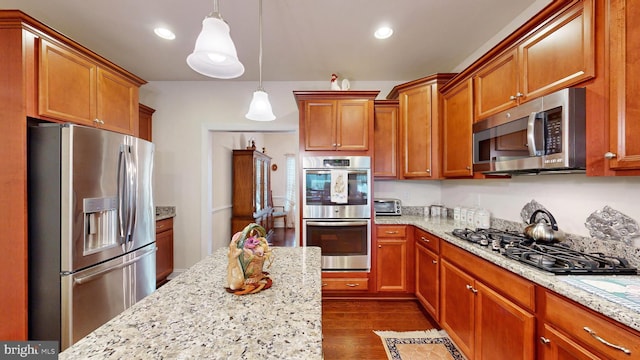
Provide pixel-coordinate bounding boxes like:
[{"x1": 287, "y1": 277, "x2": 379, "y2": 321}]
[{"x1": 60, "y1": 244, "x2": 156, "y2": 350}]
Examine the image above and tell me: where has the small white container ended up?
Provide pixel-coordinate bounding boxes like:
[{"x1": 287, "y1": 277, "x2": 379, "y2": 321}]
[
  {"x1": 476, "y1": 209, "x2": 491, "y2": 228},
  {"x1": 453, "y1": 206, "x2": 461, "y2": 223},
  {"x1": 467, "y1": 208, "x2": 476, "y2": 228},
  {"x1": 441, "y1": 207, "x2": 448, "y2": 219},
  {"x1": 460, "y1": 207, "x2": 468, "y2": 224}
]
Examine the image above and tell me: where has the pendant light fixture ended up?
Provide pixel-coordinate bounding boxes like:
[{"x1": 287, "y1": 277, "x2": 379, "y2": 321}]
[
  {"x1": 186, "y1": 0, "x2": 244, "y2": 79},
  {"x1": 246, "y1": 0, "x2": 275, "y2": 121}
]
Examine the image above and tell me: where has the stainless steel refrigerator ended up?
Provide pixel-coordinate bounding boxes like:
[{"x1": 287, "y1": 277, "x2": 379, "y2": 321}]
[{"x1": 27, "y1": 123, "x2": 156, "y2": 351}]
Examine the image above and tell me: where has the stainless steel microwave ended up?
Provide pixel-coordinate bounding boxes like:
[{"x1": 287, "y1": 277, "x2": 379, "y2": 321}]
[{"x1": 473, "y1": 87, "x2": 586, "y2": 175}]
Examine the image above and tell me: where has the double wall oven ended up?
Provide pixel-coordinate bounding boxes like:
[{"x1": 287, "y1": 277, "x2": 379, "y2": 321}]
[{"x1": 302, "y1": 156, "x2": 371, "y2": 271}]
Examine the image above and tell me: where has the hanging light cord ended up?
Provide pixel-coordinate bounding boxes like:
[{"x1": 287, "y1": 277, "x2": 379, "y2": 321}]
[
  {"x1": 210, "y1": 0, "x2": 221, "y2": 19},
  {"x1": 258, "y1": 0, "x2": 264, "y2": 91}
]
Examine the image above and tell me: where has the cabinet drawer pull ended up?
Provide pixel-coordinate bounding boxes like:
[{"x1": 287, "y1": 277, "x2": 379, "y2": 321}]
[
  {"x1": 345, "y1": 283, "x2": 360, "y2": 287},
  {"x1": 420, "y1": 236, "x2": 430, "y2": 243},
  {"x1": 385, "y1": 231, "x2": 399, "y2": 234},
  {"x1": 539, "y1": 337, "x2": 551, "y2": 345},
  {"x1": 583, "y1": 327, "x2": 631, "y2": 354},
  {"x1": 322, "y1": 283, "x2": 328, "y2": 287}
]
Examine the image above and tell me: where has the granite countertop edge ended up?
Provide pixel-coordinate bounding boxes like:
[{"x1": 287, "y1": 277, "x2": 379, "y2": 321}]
[
  {"x1": 59, "y1": 246, "x2": 323, "y2": 359},
  {"x1": 155, "y1": 206, "x2": 176, "y2": 221},
  {"x1": 375, "y1": 215, "x2": 640, "y2": 332}
]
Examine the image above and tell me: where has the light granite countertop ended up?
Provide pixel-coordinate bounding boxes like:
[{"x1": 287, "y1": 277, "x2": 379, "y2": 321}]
[
  {"x1": 376, "y1": 215, "x2": 640, "y2": 332},
  {"x1": 60, "y1": 246, "x2": 323, "y2": 360},
  {"x1": 155, "y1": 206, "x2": 176, "y2": 221}
]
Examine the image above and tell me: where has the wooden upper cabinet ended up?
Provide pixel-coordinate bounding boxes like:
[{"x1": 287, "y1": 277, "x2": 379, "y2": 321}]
[
  {"x1": 38, "y1": 38, "x2": 144, "y2": 135},
  {"x1": 442, "y1": 78, "x2": 474, "y2": 178},
  {"x1": 472, "y1": 0, "x2": 594, "y2": 121},
  {"x1": 304, "y1": 100, "x2": 337, "y2": 150},
  {"x1": 473, "y1": 49, "x2": 519, "y2": 121},
  {"x1": 606, "y1": 0, "x2": 640, "y2": 171},
  {"x1": 387, "y1": 74, "x2": 455, "y2": 179},
  {"x1": 373, "y1": 100, "x2": 399, "y2": 178},
  {"x1": 337, "y1": 99, "x2": 370, "y2": 151},
  {"x1": 96, "y1": 67, "x2": 139, "y2": 135},
  {"x1": 138, "y1": 104, "x2": 155, "y2": 142},
  {"x1": 303, "y1": 98, "x2": 371, "y2": 151},
  {"x1": 39, "y1": 39, "x2": 96, "y2": 126},
  {"x1": 520, "y1": 0, "x2": 594, "y2": 99},
  {"x1": 400, "y1": 85, "x2": 434, "y2": 178},
  {"x1": 294, "y1": 91, "x2": 379, "y2": 154}
]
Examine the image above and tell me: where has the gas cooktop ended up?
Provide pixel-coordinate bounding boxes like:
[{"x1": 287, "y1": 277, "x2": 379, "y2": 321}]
[{"x1": 451, "y1": 228, "x2": 638, "y2": 275}]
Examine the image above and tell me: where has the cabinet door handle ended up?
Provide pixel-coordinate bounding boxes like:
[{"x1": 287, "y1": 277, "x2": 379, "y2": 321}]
[
  {"x1": 432, "y1": 260, "x2": 438, "y2": 264},
  {"x1": 583, "y1": 327, "x2": 631, "y2": 354},
  {"x1": 539, "y1": 337, "x2": 551, "y2": 345},
  {"x1": 604, "y1": 152, "x2": 617, "y2": 159},
  {"x1": 378, "y1": 245, "x2": 382, "y2": 248},
  {"x1": 465, "y1": 284, "x2": 478, "y2": 294},
  {"x1": 466, "y1": 166, "x2": 471, "y2": 170},
  {"x1": 420, "y1": 236, "x2": 430, "y2": 243},
  {"x1": 426, "y1": 169, "x2": 431, "y2": 173},
  {"x1": 345, "y1": 283, "x2": 360, "y2": 287}
]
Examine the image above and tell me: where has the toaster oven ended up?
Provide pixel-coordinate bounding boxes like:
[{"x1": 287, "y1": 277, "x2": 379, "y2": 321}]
[{"x1": 374, "y1": 198, "x2": 401, "y2": 216}]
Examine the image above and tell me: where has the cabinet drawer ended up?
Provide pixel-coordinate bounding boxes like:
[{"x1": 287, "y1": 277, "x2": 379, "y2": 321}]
[
  {"x1": 441, "y1": 242, "x2": 535, "y2": 311},
  {"x1": 414, "y1": 228, "x2": 439, "y2": 253},
  {"x1": 544, "y1": 291, "x2": 640, "y2": 359},
  {"x1": 156, "y1": 217, "x2": 173, "y2": 233},
  {"x1": 322, "y1": 278, "x2": 369, "y2": 291},
  {"x1": 377, "y1": 225, "x2": 406, "y2": 238}
]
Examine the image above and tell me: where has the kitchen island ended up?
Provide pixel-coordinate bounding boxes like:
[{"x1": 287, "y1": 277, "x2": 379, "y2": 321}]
[{"x1": 60, "y1": 246, "x2": 323, "y2": 360}]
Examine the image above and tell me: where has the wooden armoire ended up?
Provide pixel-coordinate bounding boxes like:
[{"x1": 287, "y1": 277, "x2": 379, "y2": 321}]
[{"x1": 231, "y1": 149, "x2": 274, "y2": 239}]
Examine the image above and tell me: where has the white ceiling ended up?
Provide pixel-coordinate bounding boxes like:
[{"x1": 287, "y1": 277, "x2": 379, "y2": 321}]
[{"x1": 2, "y1": 0, "x2": 544, "y2": 82}]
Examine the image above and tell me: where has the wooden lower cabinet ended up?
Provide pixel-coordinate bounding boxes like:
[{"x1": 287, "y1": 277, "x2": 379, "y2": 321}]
[
  {"x1": 440, "y1": 255, "x2": 535, "y2": 359},
  {"x1": 322, "y1": 273, "x2": 369, "y2": 292},
  {"x1": 415, "y1": 228, "x2": 440, "y2": 321},
  {"x1": 155, "y1": 218, "x2": 174, "y2": 287},
  {"x1": 539, "y1": 324, "x2": 602, "y2": 360},
  {"x1": 539, "y1": 290, "x2": 640, "y2": 359},
  {"x1": 376, "y1": 225, "x2": 411, "y2": 293}
]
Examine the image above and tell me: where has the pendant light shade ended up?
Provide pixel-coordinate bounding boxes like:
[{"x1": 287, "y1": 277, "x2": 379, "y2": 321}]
[
  {"x1": 186, "y1": 2, "x2": 244, "y2": 79},
  {"x1": 246, "y1": 90, "x2": 275, "y2": 121},
  {"x1": 246, "y1": 0, "x2": 275, "y2": 121}
]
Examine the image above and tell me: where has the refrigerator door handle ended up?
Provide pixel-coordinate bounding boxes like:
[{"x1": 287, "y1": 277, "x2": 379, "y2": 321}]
[
  {"x1": 73, "y1": 246, "x2": 157, "y2": 285},
  {"x1": 124, "y1": 145, "x2": 136, "y2": 244},
  {"x1": 117, "y1": 145, "x2": 128, "y2": 243}
]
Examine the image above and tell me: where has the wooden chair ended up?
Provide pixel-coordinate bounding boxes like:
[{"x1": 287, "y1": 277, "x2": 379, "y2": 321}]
[{"x1": 270, "y1": 191, "x2": 288, "y2": 228}]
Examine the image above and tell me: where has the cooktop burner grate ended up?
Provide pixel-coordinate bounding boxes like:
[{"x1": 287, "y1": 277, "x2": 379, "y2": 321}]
[
  {"x1": 451, "y1": 228, "x2": 638, "y2": 275},
  {"x1": 503, "y1": 243, "x2": 637, "y2": 275}
]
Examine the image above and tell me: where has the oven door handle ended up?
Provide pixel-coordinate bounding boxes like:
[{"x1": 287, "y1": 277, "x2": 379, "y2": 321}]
[{"x1": 306, "y1": 221, "x2": 369, "y2": 227}]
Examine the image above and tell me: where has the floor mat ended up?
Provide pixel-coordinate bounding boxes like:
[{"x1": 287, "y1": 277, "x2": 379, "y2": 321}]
[{"x1": 374, "y1": 329, "x2": 467, "y2": 360}]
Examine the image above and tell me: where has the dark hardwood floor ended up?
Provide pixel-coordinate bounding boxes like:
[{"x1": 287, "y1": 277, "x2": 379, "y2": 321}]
[
  {"x1": 269, "y1": 226, "x2": 296, "y2": 247},
  {"x1": 269, "y1": 229, "x2": 437, "y2": 359},
  {"x1": 322, "y1": 299, "x2": 439, "y2": 360}
]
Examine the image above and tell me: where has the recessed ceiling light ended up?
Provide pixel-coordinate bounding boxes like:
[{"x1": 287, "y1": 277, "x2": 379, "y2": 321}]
[
  {"x1": 154, "y1": 27, "x2": 176, "y2": 40},
  {"x1": 374, "y1": 26, "x2": 393, "y2": 40}
]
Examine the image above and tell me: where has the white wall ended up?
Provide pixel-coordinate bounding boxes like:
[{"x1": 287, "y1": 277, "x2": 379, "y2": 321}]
[
  {"x1": 140, "y1": 80, "x2": 397, "y2": 271},
  {"x1": 377, "y1": 175, "x2": 640, "y2": 239}
]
